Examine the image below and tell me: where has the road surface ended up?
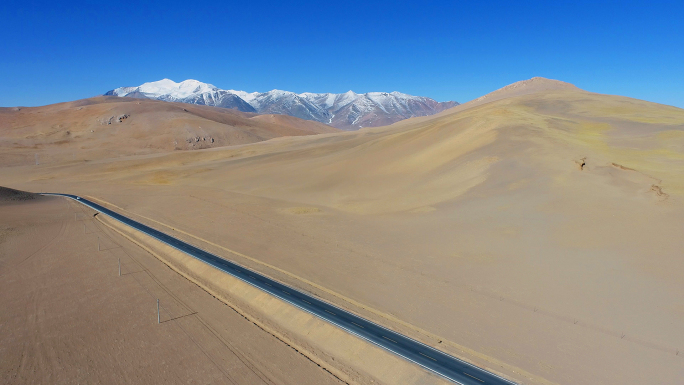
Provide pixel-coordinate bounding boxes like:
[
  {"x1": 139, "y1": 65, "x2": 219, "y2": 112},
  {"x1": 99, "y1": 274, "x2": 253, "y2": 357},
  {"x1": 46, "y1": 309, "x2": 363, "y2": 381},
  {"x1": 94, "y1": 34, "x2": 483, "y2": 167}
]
[{"x1": 47, "y1": 193, "x2": 517, "y2": 385}]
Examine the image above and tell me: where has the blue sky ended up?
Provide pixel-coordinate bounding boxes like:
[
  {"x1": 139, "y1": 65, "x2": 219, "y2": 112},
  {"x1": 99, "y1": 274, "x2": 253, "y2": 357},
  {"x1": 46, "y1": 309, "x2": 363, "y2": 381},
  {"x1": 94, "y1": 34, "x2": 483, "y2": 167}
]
[{"x1": 1, "y1": 1, "x2": 682, "y2": 107}]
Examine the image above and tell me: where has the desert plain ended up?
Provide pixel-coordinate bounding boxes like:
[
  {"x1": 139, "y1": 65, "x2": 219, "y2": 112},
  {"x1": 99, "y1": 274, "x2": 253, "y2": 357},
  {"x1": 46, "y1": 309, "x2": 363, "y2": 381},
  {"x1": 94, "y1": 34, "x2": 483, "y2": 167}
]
[
  {"x1": 0, "y1": 187, "x2": 348, "y2": 384},
  {"x1": 1, "y1": 77, "x2": 684, "y2": 384}
]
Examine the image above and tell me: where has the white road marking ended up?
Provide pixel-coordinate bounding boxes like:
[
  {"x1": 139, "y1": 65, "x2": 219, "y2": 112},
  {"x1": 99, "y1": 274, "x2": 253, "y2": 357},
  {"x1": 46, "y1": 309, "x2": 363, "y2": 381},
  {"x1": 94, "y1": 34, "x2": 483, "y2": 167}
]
[
  {"x1": 465, "y1": 373, "x2": 485, "y2": 383},
  {"x1": 382, "y1": 336, "x2": 398, "y2": 343},
  {"x1": 419, "y1": 352, "x2": 437, "y2": 361}
]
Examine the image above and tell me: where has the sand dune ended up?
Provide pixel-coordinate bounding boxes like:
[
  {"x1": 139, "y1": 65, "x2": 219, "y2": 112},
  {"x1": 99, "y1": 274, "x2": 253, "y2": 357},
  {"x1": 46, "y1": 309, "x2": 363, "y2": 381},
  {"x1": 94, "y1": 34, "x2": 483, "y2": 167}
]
[{"x1": 2, "y1": 78, "x2": 684, "y2": 384}]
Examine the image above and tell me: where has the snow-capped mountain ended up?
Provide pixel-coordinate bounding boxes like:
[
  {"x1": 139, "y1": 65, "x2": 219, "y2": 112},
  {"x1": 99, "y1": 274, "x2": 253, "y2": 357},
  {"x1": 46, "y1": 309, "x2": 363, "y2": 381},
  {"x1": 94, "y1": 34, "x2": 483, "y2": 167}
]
[
  {"x1": 105, "y1": 79, "x2": 257, "y2": 113},
  {"x1": 106, "y1": 79, "x2": 458, "y2": 130}
]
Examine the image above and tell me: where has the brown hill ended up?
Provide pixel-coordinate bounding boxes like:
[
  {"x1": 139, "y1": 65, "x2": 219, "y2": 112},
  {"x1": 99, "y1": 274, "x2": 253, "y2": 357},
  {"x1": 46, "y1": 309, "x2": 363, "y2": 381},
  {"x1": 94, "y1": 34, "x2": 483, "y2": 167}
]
[
  {"x1": 0, "y1": 186, "x2": 42, "y2": 203},
  {"x1": 392, "y1": 77, "x2": 580, "y2": 124},
  {"x1": 0, "y1": 96, "x2": 339, "y2": 166},
  {"x1": 98, "y1": 77, "x2": 680, "y2": 213}
]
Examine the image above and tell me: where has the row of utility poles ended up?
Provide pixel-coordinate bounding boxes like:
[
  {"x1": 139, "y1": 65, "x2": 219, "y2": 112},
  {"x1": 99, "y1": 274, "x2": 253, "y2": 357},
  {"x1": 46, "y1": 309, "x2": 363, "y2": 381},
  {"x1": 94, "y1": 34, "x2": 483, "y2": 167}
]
[{"x1": 86, "y1": 219, "x2": 161, "y2": 324}]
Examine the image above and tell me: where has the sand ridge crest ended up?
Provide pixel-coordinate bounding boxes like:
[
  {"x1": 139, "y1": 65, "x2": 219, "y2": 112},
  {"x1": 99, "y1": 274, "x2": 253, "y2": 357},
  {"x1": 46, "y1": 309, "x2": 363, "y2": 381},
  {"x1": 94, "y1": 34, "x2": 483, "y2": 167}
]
[{"x1": 474, "y1": 77, "x2": 579, "y2": 103}]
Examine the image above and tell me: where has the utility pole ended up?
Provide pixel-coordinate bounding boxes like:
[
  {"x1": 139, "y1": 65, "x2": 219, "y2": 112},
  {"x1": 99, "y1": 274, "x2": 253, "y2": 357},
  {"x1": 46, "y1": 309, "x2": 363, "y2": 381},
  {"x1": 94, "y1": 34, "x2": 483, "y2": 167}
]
[
  {"x1": 118, "y1": 258, "x2": 121, "y2": 276},
  {"x1": 35, "y1": 153, "x2": 39, "y2": 165},
  {"x1": 157, "y1": 299, "x2": 160, "y2": 324}
]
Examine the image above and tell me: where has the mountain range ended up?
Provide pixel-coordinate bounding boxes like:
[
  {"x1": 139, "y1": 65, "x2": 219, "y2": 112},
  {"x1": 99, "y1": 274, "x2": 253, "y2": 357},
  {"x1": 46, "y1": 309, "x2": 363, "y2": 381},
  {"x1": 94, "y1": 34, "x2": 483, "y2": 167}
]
[{"x1": 106, "y1": 79, "x2": 458, "y2": 130}]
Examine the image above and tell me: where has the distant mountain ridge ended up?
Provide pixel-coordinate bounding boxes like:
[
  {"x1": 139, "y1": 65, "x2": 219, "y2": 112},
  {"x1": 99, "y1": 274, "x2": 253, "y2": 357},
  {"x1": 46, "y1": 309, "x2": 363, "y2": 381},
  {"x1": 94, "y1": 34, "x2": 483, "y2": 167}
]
[{"x1": 106, "y1": 79, "x2": 458, "y2": 130}]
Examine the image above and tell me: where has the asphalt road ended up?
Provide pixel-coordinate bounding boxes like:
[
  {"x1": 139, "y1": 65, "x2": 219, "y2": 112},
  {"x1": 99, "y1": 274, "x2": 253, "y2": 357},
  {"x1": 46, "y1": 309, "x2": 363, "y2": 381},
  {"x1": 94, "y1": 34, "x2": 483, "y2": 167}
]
[{"x1": 49, "y1": 193, "x2": 517, "y2": 385}]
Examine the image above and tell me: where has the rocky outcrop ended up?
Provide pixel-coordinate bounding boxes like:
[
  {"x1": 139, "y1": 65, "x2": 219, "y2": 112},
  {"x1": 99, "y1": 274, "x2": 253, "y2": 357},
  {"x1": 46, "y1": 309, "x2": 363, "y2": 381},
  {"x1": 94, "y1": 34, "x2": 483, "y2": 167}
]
[{"x1": 97, "y1": 114, "x2": 130, "y2": 125}]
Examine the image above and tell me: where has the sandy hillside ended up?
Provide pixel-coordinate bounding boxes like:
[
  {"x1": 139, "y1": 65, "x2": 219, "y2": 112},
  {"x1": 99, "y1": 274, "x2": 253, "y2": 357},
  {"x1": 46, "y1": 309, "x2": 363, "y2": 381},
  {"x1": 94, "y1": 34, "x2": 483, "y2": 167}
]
[
  {"x1": 0, "y1": 96, "x2": 339, "y2": 166},
  {"x1": 2, "y1": 77, "x2": 684, "y2": 384},
  {"x1": 0, "y1": 188, "x2": 343, "y2": 385}
]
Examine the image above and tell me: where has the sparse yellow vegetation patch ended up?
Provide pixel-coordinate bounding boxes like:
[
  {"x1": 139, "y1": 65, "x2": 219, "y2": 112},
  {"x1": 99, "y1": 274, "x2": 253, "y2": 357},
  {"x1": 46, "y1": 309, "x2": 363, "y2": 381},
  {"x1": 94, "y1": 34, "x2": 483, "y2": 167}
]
[
  {"x1": 280, "y1": 207, "x2": 323, "y2": 215},
  {"x1": 657, "y1": 129, "x2": 684, "y2": 141},
  {"x1": 407, "y1": 206, "x2": 437, "y2": 213},
  {"x1": 149, "y1": 171, "x2": 174, "y2": 185}
]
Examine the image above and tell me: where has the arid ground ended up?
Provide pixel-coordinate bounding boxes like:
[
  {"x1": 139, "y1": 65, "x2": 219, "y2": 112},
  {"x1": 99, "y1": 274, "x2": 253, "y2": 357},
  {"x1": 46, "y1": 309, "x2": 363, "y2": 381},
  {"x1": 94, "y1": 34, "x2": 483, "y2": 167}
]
[
  {"x1": 0, "y1": 189, "x2": 345, "y2": 384},
  {"x1": 2, "y1": 78, "x2": 683, "y2": 384}
]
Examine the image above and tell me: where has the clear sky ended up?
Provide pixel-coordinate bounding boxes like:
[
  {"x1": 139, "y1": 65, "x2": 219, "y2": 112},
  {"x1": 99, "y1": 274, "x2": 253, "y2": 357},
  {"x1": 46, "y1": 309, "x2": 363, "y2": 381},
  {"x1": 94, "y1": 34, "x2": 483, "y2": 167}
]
[{"x1": 1, "y1": 1, "x2": 682, "y2": 107}]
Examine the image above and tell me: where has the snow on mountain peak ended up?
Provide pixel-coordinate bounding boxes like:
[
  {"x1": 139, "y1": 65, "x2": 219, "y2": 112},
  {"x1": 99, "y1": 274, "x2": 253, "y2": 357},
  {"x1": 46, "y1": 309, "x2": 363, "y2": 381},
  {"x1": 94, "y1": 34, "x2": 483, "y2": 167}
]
[
  {"x1": 133, "y1": 79, "x2": 218, "y2": 99},
  {"x1": 106, "y1": 79, "x2": 458, "y2": 130}
]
